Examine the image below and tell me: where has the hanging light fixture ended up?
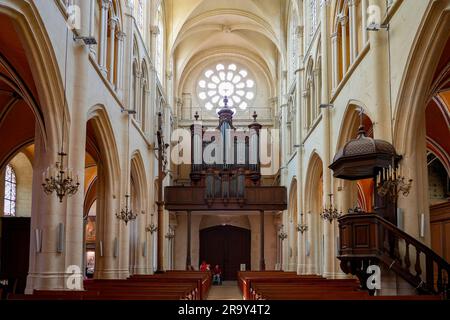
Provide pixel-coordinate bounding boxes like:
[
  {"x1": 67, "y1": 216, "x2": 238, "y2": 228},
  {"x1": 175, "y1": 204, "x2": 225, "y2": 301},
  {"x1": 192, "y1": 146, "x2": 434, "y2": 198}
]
[
  {"x1": 42, "y1": 25, "x2": 79, "y2": 202},
  {"x1": 116, "y1": 109, "x2": 138, "y2": 224},
  {"x1": 165, "y1": 226, "x2": 175, "y2": 239},
  {"x1": 116, "y1": 195, "x2": 136, "y2": 225},
  {"x1": 278, "y1": 224, "x2": 288, "y2": 240},
  {"x1": 320, "y1": 194, "x2": 341, "y2": 223},
  {"x1": 376, "y1": 159, "x2": 413, "y2": 199},
  {"x1": 146, "y1": 213, "x2": 158, "y2": 234},
  {"x1": 297, "y1": 213, "x2": 309, "y2": 233}
]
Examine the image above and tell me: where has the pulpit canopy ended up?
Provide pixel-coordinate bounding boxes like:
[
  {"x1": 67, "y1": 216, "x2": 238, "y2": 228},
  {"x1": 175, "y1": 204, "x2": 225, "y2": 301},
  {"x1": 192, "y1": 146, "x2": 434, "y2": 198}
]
[{"x1": 329, "y1": 125, "x2": 400, "y2": 180}]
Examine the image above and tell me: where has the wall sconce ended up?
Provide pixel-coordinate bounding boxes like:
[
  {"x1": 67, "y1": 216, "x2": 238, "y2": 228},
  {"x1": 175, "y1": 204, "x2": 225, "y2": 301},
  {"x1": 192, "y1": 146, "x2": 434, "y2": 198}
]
[
  {"x1": 35, "y1": 228, "x2": 42, "y2": 253},
  {"x1": 143, "y1": 240, "x2": 147, "y2": 257},
  {"x1": 99, "y1": 240, "x2": 104, "y2": 257},
  {"x1": 113, "y1": 238, "x2": 119, "y2": 258},
  {"x1": 57, "y1": 223, "x2": 64, "y2": 253},
  {"x1": 419, "y1": 213, "x2": 425, "y2": 238}
]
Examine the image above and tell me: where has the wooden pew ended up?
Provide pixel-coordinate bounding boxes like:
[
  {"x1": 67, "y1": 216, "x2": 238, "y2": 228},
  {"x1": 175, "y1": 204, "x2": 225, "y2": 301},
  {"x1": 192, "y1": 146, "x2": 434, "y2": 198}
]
[
  {"x1": 84, "y1": 280, "x2": 198, "y2": 300},
  {"x1": 8, "y1": 277, "x2": 200, "y2": 300},
  {"x1": 238, "y1": 272, "x2": 333, "y2": 300},
  {"x1": 130, "y1": 272, "x2": 210, "y2": 300},
  {"x1": 240, "y1": 272, "x2": 443, "y2": 301}
]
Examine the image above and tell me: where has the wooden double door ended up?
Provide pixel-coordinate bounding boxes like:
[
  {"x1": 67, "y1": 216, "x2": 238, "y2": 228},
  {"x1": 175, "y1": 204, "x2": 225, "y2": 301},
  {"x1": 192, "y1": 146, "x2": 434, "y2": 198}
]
[{"x1": 200, "y1": 225, "x2": 250, "y2": 280}]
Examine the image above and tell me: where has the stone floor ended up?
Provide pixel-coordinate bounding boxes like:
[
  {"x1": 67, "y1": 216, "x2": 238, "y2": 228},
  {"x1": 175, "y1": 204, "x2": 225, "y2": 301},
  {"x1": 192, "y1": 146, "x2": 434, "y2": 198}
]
[{"x1": 206, "y1": 281, "x2": 243, "y2": 300}]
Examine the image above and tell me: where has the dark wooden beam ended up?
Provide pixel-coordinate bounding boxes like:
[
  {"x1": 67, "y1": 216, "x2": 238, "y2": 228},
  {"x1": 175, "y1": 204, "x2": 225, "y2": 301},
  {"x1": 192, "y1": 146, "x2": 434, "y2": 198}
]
[{"x1": 164, "y1": 186, "x2": 287, "y2": 211}]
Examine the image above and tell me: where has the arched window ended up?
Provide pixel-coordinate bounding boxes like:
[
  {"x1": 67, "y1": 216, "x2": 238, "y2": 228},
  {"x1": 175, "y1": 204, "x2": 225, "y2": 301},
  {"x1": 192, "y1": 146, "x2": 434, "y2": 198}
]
[
  {"x1": 332, "y1": 0, "x2": 366, "y2": 89},
  {"x1": 4, "y1": 164, "x2": 17, "y2": 216},
  {"x1": 155, "y1": 4, "x2": 164, "y2": 82},
  {"x1": 197, "y1": 63, "x2": 256, "y2": 114}
]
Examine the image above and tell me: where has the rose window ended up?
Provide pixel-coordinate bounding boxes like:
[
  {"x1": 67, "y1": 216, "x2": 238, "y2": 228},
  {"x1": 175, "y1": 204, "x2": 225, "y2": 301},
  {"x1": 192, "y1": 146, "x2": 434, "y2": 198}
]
[{"x1": 197, "y1": 63, "x2": 256, "y2": 112}]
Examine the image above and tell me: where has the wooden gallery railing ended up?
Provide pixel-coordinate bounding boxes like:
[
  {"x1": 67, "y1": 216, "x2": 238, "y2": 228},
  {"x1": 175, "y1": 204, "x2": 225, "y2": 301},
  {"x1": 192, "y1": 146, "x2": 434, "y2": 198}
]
[{"x1": 338, "y1": 213, "x2": 449, "y2": 298}]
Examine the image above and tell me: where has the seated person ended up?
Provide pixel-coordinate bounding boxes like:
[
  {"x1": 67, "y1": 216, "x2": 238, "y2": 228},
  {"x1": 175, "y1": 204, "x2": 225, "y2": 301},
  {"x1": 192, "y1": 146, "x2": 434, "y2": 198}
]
[
  {"x1": 200, "y1": 261, "x2": 210, "y2": 272},
  {"x1": 212, "y1": 264, "x2": 222, "y2": 285}
]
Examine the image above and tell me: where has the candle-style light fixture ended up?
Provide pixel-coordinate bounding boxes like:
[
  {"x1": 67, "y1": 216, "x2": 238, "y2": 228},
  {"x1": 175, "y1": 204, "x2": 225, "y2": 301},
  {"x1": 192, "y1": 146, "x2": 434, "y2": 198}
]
[
  {"x1": 42, "y1": 25, "x2": 79, "y2": 202},
  {"x1": 321, "y1": 194, "x2": 342, "y2": 223},
  {"x1": 165, "y1": 226, "x2": 175, "y2": 239},
  {"x1": 116, "y1": 106, "x2": 138, "y2": 224},
  {"x1": 376, "y1": 159, "x2": 413, "y2": 199},
  {"x1": 297, "y1": 213, "x2": 309, "y2": 233},
  {"x1": 115, "y1": 195, "x2": 136, "y2": 225},
  {"x1": 146, "y1": 213, "x2": 158, "y2": 234},
  {"x1": 278, "y1": 225, "x2": 288, "y2": 240}
]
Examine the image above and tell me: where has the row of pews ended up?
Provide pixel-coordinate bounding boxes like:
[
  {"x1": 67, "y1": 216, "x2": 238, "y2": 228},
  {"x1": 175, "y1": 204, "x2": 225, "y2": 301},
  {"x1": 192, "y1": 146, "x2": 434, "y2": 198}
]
[
  {"x1": 7, "y1": 271, "x2": 211, "y2": 300},
  {"x1": 238, "y1": 271, "x2": 443, "y2": 300}
]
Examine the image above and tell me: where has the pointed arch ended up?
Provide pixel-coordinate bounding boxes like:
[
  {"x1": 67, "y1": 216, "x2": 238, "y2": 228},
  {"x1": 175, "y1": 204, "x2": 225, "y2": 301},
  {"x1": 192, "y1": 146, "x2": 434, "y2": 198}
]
[
  {"x1": 0, "y1": 2, "x2": 70, "y2": 156},
  {"x1": 86, "y1": 104, "x2": 121, "y2": 198},
  {"x1": 304, "y1": 151, "x2": 324, "y2": 275},
  {"x1": 130, "y1": 150, "x2": 148, "y2": 215}
]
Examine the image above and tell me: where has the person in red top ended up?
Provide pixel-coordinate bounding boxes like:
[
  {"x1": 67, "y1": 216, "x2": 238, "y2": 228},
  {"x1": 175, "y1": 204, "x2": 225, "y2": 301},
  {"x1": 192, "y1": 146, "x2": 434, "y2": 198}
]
[
  {"x1": 200, "y1": 261, "x2": 209, "y2": 272},
  {"x1": 212, "y1": 264, "x2": 222, "y2": 285}
]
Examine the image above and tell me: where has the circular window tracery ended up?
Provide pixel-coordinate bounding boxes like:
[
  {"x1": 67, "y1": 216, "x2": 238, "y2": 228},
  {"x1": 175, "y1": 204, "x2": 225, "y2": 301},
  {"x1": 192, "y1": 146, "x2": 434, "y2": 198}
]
[{"x1": 197, "y1": 63, "x2": 256, "y2": 113}]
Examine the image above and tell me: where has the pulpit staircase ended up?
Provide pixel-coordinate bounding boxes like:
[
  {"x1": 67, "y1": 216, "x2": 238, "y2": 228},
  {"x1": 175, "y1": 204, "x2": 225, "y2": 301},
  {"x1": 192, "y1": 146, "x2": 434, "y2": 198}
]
[{"x1": 338, "y1": 213, "x2": 449, "y2": 299}]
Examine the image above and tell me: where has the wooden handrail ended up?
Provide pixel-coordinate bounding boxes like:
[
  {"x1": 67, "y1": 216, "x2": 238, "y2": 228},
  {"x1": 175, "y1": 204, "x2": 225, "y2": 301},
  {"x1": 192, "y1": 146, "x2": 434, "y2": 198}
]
[
  {"x1": 338, "y1": 213, "x2": 449, "y2": 297},
  {"x1": 369, "y1": 214, "x2": 450, "y2": 270}
]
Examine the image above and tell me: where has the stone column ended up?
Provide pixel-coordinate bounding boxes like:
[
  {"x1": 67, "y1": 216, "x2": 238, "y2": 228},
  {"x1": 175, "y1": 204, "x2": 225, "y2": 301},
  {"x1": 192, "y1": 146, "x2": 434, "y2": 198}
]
[
  {"x1": 186, "y1": 211, "x2": 191, "y2": 269},
  {"x1": 260, "y1": 210, "x2": 265, "y2": 271},
  {"x1": 134, "y1": 71, "x2": 142, "y2": 117},
  {"x1": 340, "y1": 15, "x2": 349, "y2": 76},
  {"x1": 98, "y1": 0, "x2": 110, "y2": 74},
  {"x1": 26, "y1": 132, "x2": 67, "y2": 292},
  {"x1": 64, "y1": 39, "x2": 90, "y2": 289},
  {"x1": 362, "y1": 0, "x2": 368, "y2": 45},
  {"x1": 331, "y1": 32, "x2": 338, "y2": 90},
  {"x1": 280, "y1": 104, "x2": 288, "y2": 165},
  {"x1": 108, "y1": 16, "x2": 118, "y2": 83},
  {"x1": 349, "y1": 0, "x2": 358, "y2": 63},
  {"x1": 302, "y1": 90, "x2": 310, "y2": 129},
  {"x1": 89, "y1": 0, "x2": 97, "y2": 57},
  {"x1": 294, "y1": 27, "x2": 304, "y2": 274},
  {"x1": 313, "y1": 68, "x2": 320, "y2": 119},
  {"x1": 115, "y1": 31, "x2": 126, "y2": 94}
]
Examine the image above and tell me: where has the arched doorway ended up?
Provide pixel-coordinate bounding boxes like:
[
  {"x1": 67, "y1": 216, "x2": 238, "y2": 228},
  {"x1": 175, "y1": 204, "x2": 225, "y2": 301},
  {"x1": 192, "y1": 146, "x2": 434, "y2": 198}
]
[{"x1": 200, "y1": 225, "x2": 250, "y2": 280}]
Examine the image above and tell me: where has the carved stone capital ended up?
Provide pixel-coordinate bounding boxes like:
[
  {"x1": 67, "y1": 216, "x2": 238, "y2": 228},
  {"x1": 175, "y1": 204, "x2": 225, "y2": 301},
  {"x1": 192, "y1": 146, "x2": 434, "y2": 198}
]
[
  {"x1": 150, "y1": 25, "x2": 160, "y2": 36},
  {"x1": 116, "y1": 31, "x2": 126, "y2": 41},
  {"x1": 109, "y1": 16, "x2": 119, "y2": 29},
  {"x1": 102, "y1": 0, "x2": 111, "y2": 10},
  {"x1": 338, "y1": 14, "x2": 348, "y2": 25}
]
